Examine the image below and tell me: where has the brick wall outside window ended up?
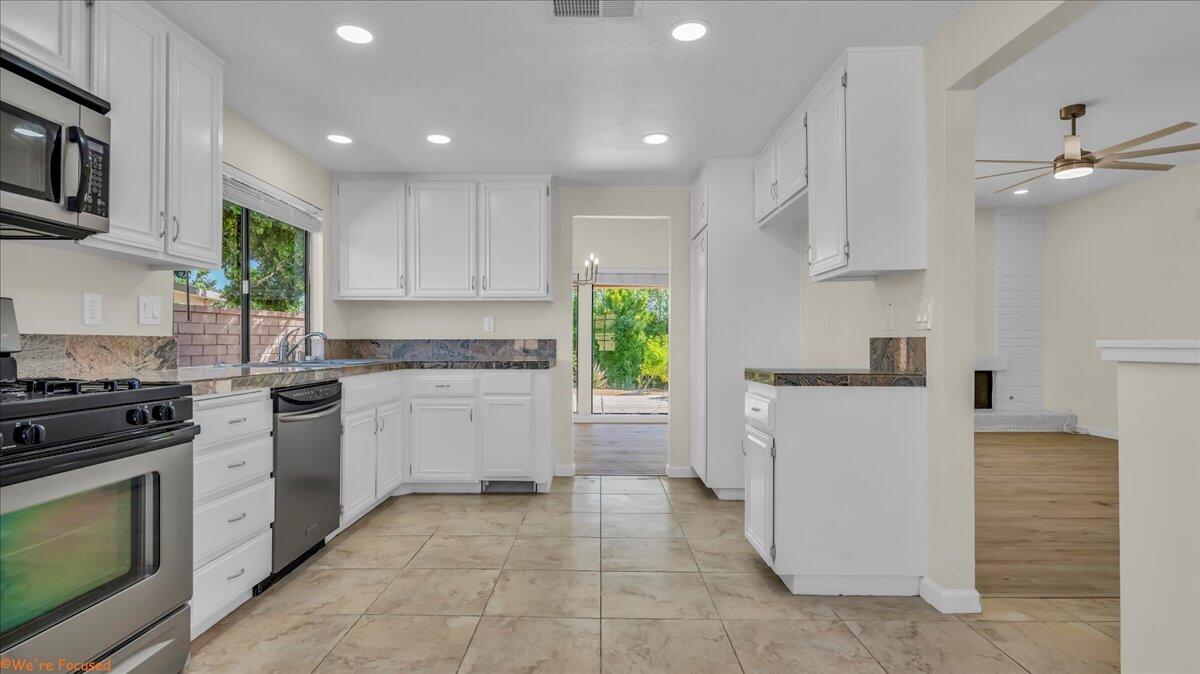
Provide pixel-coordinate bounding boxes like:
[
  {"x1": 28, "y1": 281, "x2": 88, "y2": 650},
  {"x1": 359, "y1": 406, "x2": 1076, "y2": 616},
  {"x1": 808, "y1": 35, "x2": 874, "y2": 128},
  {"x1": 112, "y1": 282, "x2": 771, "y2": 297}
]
[{"x1": 174, "y1": 304, "x2": 305, "y2": 366}]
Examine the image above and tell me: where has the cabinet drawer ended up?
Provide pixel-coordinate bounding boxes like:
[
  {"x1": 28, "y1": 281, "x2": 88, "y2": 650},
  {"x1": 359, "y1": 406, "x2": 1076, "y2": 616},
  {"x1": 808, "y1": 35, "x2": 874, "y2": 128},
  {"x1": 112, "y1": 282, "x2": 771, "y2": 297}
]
[
  {"x1": 194, "y1": 479, "x2": 275, "y2": 567},
  {"x1": 194, "y1": 436, "x2": 273, "y2": 502},
  {"x1": 409, "y1": 377, "x2": 476, "y2": 397},
  {"x1": 192, "y1": 530, "x2": 271, "y2": 626},
  {"x1": 481, "y1": 372, "x2": 532, "y2": 394},
  {"x1": 342, "y1": 373, "x2": 404, "y2": 412},
  {"x1": 744, "y1": 394, "x2": 774, "y2": 431},
  {"x1": 194, "y1": 393, "x2": 271, "y2": 450}
]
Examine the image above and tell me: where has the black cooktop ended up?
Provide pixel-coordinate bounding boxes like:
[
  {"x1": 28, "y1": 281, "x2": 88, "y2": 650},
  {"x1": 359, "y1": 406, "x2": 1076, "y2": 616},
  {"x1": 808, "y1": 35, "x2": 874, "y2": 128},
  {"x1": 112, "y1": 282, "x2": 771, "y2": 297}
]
[{"x1": 0, "y1": 377, "x2": 193, "y2": 420}]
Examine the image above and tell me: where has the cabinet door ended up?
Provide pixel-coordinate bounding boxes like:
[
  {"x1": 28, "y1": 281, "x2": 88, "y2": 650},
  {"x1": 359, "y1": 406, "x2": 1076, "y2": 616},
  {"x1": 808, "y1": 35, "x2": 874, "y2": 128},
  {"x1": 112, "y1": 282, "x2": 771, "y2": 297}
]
[
  {"x1": 479, "y1": 395, "x2": 534, "y2": 480},
  {"x1": 337, "y1": 181, "x2": 406, "y2": 298},
  {"x1": 479, "y1": 181, "x2": 548, "y2": 298},
  {"x1": 165, "y1": 34, "x2": 222, "y2": 266},
  {"x1": 0, "y1": 0, "x2": 89, "y2": 88},
  {"x1": 85, "y1": 0, "x2": 167, "y2": 254},
  {"x1": 690, "y1": 232, "x2": 708, "y2": 481},
  {"x1": 341, "y1": 407, "x2": 378, "y2": 524},
  {"x1": 752, "y1": 145, "x2": 777, "y2": 223},
  {"x1": 743, "y1": 426, "x2": 774, "y2": 565},
  {"x1": 410, "y1": 398, "x2": 476, "y2": 481},
  {"x1": 375, "y1": 401, "x2": 404, "y2": 495},
  {"x1": 409, "y1": 181, "x2": 477, "y2": 298},
  {"x1": 807, "y1": 67, "x2": 848, "y2": 275},
  {"x1": 690, "y1": 168, "x2": 708, "y2": 238},
  {"x1": 775, "y1": 112, "x2": 808, "y2": 202}
]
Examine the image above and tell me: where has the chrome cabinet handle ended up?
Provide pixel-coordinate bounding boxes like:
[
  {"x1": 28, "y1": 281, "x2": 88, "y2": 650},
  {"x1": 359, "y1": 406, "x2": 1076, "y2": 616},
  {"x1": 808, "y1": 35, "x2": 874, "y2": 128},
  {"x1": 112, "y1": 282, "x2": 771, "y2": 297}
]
[
  {"x1": 159, "y1": 211, "x2": 167, "y2": 238},
  {"x1": 379, "y1": 416, "x2": 385, "y2": 432},
  {"x1": 482, "y1": 275, "x2": 487, "y2": 290},
  {"x1": 227, "y1": 512, "x2": 247, "y2": 523},
  {"x1": 471, "y1": 274, "x2": 476, "y2": 290},
  {"x1": 469, "y1": 407, "x2": 473, "y2": 422},
  {"x1": 227, "y1": 461, "x2": 247, "y2": 469},
  {"x1": 172, "y1": 215, "x2": 180, "y2": 241},
  {"x1": 750, "y1": 406, "x2": 763, "y2": 412},
  {"x1": 435, "y1": 384, "x2": 450, "y2": 388},
  {"x1": 228, "y1": 417, "x2": 247, "y2": 424},
  {"x1": 226, "y1": 568, "x2": 245, "y2": 581}
]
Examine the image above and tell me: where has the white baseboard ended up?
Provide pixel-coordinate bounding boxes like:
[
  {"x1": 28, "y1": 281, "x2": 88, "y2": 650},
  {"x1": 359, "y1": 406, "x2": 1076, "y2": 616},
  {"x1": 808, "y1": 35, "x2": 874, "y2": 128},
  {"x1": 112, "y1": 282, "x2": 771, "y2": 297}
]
[
  {"x1": 191, "y1": 589, "x2": 254, "y2": 640},
  {"x1": 713, "y1": 487, "x2": 745, "y2": 501},
  {"x1": 573, "y1": 414, "x2": 667, "y2": 424},
  {"x1": 1075, "y1": 425, "x2": 1118, "y2": 440},
  {"x1": 554, "y1": 463, "x2": 577, "y2": 477},
  {"x1": 666, "y1": 464, "x2": 697, "y2": 478},
  {"x1": 780, "y1": 574, "x2": 920, "y2": 596},
  {"x1": 919, "y1": 577, "x2": 981, "y2": 614}
]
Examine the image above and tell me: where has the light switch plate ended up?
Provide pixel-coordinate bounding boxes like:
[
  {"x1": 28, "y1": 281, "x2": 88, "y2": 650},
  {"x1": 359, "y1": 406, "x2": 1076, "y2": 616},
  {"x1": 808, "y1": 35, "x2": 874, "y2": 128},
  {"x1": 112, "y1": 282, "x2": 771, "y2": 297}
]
[
  {"x1": 483, "y1": 316, "x2": 495, "y2": 333},
  {"x1": 83, "y1": 293, "x2": 102, "y2": 325},
  {"x1": 915, "y1": 299, "x2": 933, "y2": 331},
  {"x1": 138, "y1": 295, "x2": 162, "y2": 325}
]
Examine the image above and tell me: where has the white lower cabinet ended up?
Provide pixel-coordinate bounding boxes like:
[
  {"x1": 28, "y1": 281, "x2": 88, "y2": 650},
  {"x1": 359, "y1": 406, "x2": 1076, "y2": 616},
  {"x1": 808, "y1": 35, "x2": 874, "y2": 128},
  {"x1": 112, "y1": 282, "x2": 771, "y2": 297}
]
[
  {"x1": 339, "y1": 371, "x2": 405, "y2": 526},
  {"x1": 479, "y1": 395, "x2": 534, "y2": 480},
  {"x1": 190, "y1": 388, "x2": 274, "y2": 639},
  {"x1": 410, "y1": 397, "x2": 476, "y2": 482},
  {"x1": 375, "y1": 401, "x2": 404, "y2": 494},
  {"x1": 341, "y1": 406, "x2": 381, "y2": 524},
  {"x1": 743, "y1": 425, "x2": 774, "y2": 564}
]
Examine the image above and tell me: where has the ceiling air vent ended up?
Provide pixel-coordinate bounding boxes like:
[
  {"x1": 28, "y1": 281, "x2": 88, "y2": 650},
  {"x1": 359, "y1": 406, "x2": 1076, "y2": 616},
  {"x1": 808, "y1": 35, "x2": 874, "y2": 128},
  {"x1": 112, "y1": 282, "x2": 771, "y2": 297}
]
[{"x1": 549, "y1": 0, "x2": 641, "y2": 19}]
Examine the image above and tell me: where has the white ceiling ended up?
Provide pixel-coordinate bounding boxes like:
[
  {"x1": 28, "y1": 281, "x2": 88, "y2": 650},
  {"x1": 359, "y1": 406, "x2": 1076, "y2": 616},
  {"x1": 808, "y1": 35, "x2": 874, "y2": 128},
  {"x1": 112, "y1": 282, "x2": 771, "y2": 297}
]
[
  {"x1": 150, "y1": 0, "x2": 966, "y2": 185},
  {"x1": 975, "y1": 0, "x2": 1200, "y2": 208}
]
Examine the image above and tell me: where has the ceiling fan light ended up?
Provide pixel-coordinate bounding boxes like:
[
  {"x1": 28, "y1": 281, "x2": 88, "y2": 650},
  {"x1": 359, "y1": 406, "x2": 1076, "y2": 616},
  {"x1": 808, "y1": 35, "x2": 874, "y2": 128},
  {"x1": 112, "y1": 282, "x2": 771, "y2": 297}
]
[{"x1": 1054, "y1": 164, "x2": 1094, "y2": 180}]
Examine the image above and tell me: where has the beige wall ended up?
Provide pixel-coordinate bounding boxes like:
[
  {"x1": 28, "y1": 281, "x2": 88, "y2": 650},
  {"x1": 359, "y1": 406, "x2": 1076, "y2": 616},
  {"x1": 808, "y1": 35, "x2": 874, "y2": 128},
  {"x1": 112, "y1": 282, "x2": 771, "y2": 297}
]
[
  {"x1": 1113, "y1": 360, "x2": 1200, "y2": 672},
  {"x1": 572, "y1": 216, "x2": 669, "y2": 270},
  {"x1": 975, "y1": 208, "x2": 996, "y2": 357},
  {"x1": 1044, "y1": 163, "x2": 1200, "y2": 433},
  {"x1": 801, "y1": 0, "x2": 1096, "y2": 597},
  {"x1": 0, "y1": 243, "x2": 175, "y2": 335}
]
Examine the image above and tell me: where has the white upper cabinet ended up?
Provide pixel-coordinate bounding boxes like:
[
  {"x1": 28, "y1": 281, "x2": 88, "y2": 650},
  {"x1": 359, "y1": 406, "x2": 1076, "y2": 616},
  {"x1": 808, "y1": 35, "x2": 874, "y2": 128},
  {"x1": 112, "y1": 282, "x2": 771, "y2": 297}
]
[
  {"x1": 409, "y1": 181, "x2": 477, "y2": 298},
  {"x1": 165, "y1": 33, "x2": 222, "y2": 265},
  {"x1": 79, "y1": 1, "x2": 224, "y2": 270},
  {"x1": 479, "y1": 181, "x2": 549, "y2": 299},
  {"x1": 690, "y1": 168, "x2": 708, "y2": 238},
  {"x1": 774, "y1": 112, "x2": 808, "y2": 204},
  {"x1": 0, "y1": 0, "x2": 90, "y2": 89},
  {"x1": 752, "y1": 145, "x2": 776, "y2": 223},
  {"x1": 87, "y1": 0, "x2": 166, "y2": 253},
  {"x1": 337, "y1": 180, "x2": 406, "y2": 298},
  {"x1": 806, "y1": 65, "x2": 848, "y2": 276}
]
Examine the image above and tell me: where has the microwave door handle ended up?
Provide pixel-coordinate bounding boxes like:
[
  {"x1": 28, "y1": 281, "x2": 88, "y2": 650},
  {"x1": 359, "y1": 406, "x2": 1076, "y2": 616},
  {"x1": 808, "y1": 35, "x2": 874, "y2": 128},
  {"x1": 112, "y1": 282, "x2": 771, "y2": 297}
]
[{"x1": 66, "y1": 126, "x2": 91, "y2": 213}]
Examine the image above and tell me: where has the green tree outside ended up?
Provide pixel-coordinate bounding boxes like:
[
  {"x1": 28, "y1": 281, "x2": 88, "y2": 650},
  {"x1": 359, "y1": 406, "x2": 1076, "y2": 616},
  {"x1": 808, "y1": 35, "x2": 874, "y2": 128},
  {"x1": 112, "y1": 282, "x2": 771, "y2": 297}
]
[{"x1": 592, "y1": 287, "x2": 669, "y2": 390}]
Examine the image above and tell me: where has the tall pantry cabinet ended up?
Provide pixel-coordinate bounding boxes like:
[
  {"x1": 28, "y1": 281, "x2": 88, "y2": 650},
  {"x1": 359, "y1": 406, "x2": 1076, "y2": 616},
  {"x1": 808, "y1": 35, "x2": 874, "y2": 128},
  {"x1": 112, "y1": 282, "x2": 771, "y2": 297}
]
[{"x1": 689, "y1": 159, "x2": 805, "y2": 498}]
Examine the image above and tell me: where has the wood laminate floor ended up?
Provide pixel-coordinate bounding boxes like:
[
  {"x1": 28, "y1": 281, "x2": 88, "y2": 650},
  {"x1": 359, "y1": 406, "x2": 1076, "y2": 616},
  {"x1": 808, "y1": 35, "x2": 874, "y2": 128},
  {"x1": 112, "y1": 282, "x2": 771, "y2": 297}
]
[
  {"x1": 975, "y1": 432, "x2": 1120, "y2": 598},
  {"x1": 573, "y1": 423, "x2": 668, "y2": 475}
]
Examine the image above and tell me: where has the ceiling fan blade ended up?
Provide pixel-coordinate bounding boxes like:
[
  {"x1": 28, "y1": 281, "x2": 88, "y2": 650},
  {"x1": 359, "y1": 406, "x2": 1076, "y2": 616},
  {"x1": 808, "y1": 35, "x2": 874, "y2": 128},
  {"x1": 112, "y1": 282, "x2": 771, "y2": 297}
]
[
  {"x1": 1095, "y1": 160, "x2": 1173, "y2": 171},
  {"x1": 1088, "y1": 122, "x2": 1197, "y2": 159},
  {"x1": 975, "y1": 166, "x2": 1051, "y2": 180},
  {"x1": 991, "y1": 171, "x2": 1051, "y2": 194},
  {"x1": 1106, "y1": 143, "x2": 1200, "y2": 160},
  {"x1": 975, "y1": 159, "x2": 1053, "y2": 164}
]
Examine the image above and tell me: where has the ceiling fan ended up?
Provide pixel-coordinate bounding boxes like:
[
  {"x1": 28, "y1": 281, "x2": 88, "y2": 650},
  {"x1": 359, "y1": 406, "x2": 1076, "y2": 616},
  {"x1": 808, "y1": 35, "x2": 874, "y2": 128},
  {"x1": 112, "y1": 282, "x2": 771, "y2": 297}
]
[{"x1": 976, "y1": 104, "x2": 1199, "y2": 194}]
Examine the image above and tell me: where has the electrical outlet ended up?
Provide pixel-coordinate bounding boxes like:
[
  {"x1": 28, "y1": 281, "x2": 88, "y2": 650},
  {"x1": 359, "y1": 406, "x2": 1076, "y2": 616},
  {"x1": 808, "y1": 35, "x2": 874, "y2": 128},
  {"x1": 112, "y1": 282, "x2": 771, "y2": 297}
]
[
  {"x1": 882, "y1": 303, "x2": 895, "y2": 330},
  {"x1": 915, "y1": 299, "x2": 933, "y2": 331},
  {"x1": 138, "y1": 295, "x2": 162, "y2": 325},
  {"x1": 483, "y1": 315, "x2": 495, "y2": 333},
  {"x1": 82, "y1": 293, "x2": 102, "y2": 325}
]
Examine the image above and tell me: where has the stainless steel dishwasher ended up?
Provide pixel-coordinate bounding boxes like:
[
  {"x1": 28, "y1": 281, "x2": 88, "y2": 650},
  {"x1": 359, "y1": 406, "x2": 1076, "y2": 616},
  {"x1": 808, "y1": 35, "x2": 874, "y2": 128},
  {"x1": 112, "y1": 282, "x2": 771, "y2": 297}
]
[{"x1": 268, "y1": 381, "x2": 342, "y2": 577}]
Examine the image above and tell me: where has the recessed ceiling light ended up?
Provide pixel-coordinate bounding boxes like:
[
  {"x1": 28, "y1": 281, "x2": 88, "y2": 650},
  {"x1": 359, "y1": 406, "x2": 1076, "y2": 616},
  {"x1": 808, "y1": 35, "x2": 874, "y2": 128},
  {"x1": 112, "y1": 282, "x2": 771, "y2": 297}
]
[
  {"x1": 671, "y1": 20, "x2": 708, "y2": 42},
  {"x1": 326, "y1": 134, "x2": 353, "y2": 144},
  {"x1": 1013, "y1": 189, "x2": 1030, "y2": 195},
  {"x1": 335, "y1": 24, "x2": 373, "y2": 44},
  {"x1": 426, "y1": 134, "x2": 452, "y2": 144},
  {"x1": 641, "y1": 132, "x2": 671, "y2": 145}
]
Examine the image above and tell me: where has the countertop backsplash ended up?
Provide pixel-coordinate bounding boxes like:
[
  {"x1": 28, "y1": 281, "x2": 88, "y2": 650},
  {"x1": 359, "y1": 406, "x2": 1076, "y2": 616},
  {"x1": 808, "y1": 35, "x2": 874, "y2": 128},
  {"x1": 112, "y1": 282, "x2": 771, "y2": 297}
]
[{"x1": 13, "y1": 334, "x2": 179, "y2": 379}]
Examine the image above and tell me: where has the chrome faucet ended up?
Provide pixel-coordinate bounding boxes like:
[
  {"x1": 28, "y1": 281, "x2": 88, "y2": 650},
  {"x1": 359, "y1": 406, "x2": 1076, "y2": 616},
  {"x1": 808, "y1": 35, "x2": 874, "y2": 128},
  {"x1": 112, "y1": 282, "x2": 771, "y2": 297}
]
[{"x1": 277, "y1": 329, "x2": 328, "y2": 362}]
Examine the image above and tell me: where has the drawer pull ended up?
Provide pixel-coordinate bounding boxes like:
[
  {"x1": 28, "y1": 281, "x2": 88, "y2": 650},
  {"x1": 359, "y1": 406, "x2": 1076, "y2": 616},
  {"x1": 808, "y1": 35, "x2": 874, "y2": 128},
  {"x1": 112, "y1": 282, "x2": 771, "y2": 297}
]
[
  {"x1": 226, "y1": 568, "x2": 246, "y2": 581},
  {"x1": 227, "y1": 512, "x2": 248, "y2": 524},
  {"x1": 227, "y1": 461, "x2": 247, "y2": 469},
  {"x1": 750, "y1": 406, "x2": 763, "y2": 412},
  {"x1": 435, "y1": 384, "x2": 451, "y2": 388},
  {"x1": 228, "y1": 417, "x2": 248, "y2": 425}
]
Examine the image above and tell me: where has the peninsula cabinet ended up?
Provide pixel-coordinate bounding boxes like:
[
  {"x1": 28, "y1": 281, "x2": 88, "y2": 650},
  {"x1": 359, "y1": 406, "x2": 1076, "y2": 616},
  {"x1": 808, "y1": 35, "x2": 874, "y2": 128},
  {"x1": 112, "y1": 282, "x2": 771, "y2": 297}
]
[
  {"x1": 335, "y1": 176, "x2": 551, "y2": 301},
  {"x1": 77, "y1": 0, "x2": 224, "y2": 270}
]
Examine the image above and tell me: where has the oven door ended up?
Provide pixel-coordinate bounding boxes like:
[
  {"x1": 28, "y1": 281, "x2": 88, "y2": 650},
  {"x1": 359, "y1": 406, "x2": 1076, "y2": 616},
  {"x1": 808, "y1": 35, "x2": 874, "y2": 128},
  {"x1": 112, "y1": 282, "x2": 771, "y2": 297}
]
[{"x1": 0, "y1": 425, "x2": 195, "y2": 667}]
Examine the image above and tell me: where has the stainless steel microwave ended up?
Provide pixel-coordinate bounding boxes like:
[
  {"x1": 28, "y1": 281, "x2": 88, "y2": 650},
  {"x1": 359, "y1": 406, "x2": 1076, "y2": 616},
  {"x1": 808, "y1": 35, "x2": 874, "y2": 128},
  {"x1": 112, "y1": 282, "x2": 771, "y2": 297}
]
[{"x1": 1, "y1": 50, "x2": 111, "y2": 240}]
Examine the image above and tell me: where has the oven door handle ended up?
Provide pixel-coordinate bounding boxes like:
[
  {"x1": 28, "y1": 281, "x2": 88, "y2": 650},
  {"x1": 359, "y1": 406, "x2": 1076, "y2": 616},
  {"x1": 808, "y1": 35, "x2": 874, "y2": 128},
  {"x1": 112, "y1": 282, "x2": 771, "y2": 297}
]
[
  {"x1": 66, "y1": 125, "x2": 92, "y2": 213},
  {"x1": 276, "y1": 402, "x2": 341, "y2": 423},
  {"x1": 0, "y1": 424, "x2": 200, "y2": 487}
]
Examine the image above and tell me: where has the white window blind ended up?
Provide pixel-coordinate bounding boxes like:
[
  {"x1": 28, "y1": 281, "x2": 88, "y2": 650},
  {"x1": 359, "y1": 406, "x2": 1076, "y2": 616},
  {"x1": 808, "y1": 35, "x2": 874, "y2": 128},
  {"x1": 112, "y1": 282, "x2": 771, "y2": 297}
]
[{"x1": 222, "y1": 163, "x2": 323, "y2": 233}]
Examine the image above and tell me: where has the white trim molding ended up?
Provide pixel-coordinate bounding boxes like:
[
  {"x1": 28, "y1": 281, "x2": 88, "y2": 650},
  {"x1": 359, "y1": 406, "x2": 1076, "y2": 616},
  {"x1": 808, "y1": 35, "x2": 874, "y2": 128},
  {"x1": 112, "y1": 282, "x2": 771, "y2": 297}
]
[
  {"x1": 919, "y1": 577, "x2": 982, "y2": 614},
  {"x1": 666, "y1": 464, "x2": 697, "y2": 478},
  {"x1": 1075, "y1": 425, "x2": 1118, "y2": 440},
  {"x1": 554, "y1": 463, "x2": 577, "y2": 477},
  {"x1": 574, "y1": 414, "x2": 667, "y2": 424},
  {"x1": 1097, "y1": 340, "x2": 1200, "y2": 365}
]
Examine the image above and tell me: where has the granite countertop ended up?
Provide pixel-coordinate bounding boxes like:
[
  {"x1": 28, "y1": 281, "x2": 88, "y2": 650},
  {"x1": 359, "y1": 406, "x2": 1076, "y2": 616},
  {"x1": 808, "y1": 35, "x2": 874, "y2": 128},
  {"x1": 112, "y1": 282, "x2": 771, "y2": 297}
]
[
  {"x1": 745, "y1": 367, "x2": 925, "y2": 387},
  {"x1": 140, "y1": 358, "x2": 555, "y2": 396}
]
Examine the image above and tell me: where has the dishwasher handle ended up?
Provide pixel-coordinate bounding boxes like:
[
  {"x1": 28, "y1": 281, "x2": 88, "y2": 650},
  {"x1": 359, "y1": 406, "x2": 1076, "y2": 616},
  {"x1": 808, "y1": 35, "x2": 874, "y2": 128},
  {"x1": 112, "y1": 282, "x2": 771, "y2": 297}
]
[{"x1": 276, "y1": 401, "x2": 341, "y2": 423}]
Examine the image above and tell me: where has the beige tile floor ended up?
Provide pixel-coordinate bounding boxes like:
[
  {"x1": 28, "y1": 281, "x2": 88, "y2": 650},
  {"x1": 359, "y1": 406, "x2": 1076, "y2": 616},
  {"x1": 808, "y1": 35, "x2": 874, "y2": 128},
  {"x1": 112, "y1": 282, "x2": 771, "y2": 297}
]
[{"x1": 187, "y1": 476, "x2": 1121, "y2": 673}]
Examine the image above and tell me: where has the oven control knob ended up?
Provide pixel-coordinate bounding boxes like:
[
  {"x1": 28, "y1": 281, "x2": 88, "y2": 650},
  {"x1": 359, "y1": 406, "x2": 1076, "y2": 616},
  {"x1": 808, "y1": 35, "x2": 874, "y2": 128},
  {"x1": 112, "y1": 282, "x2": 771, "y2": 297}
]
[
  {"x1": 152, "y1": 403, "x2": 177, "y2": 422},
  {"x1": 15, "y1": 423, "x2": 46, "y2": 445},
  {"x1": 127, "y1": 406, "x2": 151, "y2": 426}
]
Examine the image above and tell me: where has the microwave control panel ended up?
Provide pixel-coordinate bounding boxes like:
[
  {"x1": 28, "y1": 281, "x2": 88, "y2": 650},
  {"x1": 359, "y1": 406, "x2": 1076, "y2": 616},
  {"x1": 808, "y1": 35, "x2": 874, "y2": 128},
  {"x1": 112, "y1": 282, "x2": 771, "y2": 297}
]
[{"x1": 78, "y1": 140, "x2": 109, "y2": 218}]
